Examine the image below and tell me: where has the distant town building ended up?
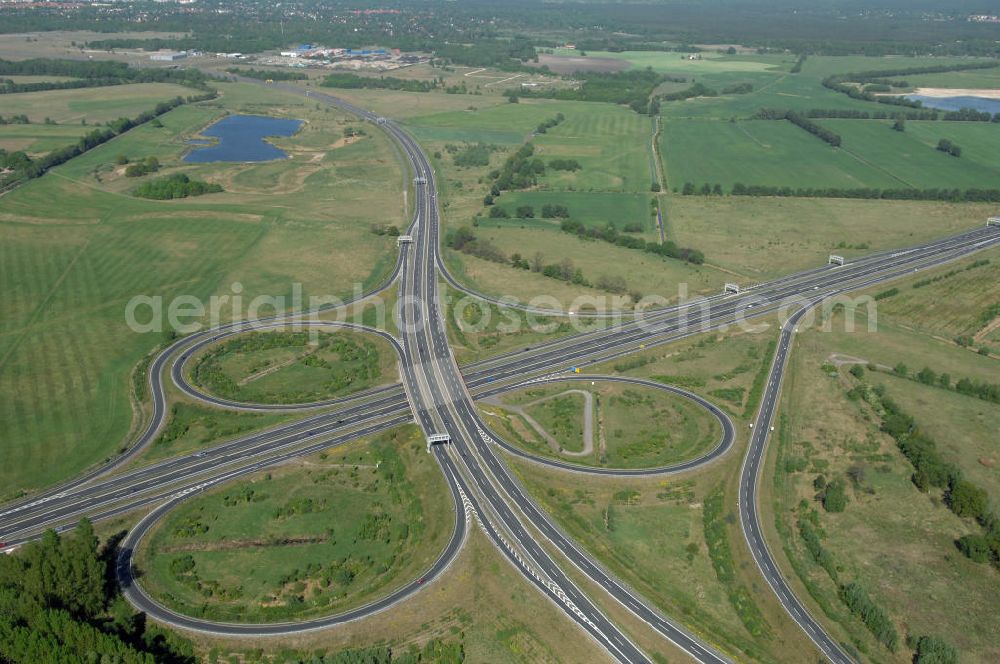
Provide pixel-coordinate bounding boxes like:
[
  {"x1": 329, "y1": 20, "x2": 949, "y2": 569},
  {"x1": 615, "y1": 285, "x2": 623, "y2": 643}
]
[{"x1": 150, "y1": 51, "x2": 187, "y2": 62}]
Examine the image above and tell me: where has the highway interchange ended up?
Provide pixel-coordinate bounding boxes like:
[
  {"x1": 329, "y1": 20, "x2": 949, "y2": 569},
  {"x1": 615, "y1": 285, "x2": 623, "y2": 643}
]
[{"x1": 1, "y1": 81, "x2": 998, "y2": 663}]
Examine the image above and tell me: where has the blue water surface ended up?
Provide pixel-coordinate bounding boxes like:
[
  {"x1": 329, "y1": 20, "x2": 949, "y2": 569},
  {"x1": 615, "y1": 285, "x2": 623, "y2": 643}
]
[
  {"x1": 184, "y1": 114, "x2": 303, "y2": 163},
  {"x1": 905, "y1": 95, "x2": 1000, "y2": 115}
]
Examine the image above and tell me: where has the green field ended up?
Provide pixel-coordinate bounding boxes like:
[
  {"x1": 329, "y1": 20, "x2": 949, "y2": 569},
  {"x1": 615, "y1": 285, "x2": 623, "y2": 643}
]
[
  {"x1": 663, "y1": 117, "x2": 1000, "y2": 191},
  {"x1": 445, "y1": 224, "x2": 721, "y2": 310},
  {"x1": 484, "y1": 380, "x2": 722, "y2": 468},
  {"x1": 665, "y1": 196, "x2": 992, "y2": 281},
  {"x1": 138, "y1": 427, "x2": 452, "y2": 622},
  {"x1": 532, "y1": 105, "x2": 653, "y2": 192},
  {"x1": 0, "y1": 82, "x2": 196, "y2": 124},
  {"x1": 486, "y1": 191, "x2": 653, "y2": 229},
  {"x1": 0, "y1": 81, "x2": 405, "y2": 499},
  {"x1": 192, "y1": 330, "x2": 397, "y2": 404},
  {"x1": 663, "y1": 119, "x2": 897, "y2": 190}
]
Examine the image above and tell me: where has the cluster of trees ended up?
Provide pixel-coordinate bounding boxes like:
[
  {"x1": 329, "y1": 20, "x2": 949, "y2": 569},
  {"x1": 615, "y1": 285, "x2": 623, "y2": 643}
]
[
  {"x1": 434, "y1": 38, "x2": 537, "y2": 71},
  {"x1": 534, "y1": 112, "x2": 565, "y2": 135},
  {"x1": 450, "y1": 142, "x2": 495, "y2": 168},
  {"x1": 370, "y1": 223, "x2": 400, "y2": 237},
  {"x1": 661, "y1": 82, "x2": 718, "y2": 102},
  {"x1": 488, "y1": 143, "x2": 545, "y2": 194},
  {"x1": 850, "y1": 379, "x2": 1000, "y2": 570},
  {"x1": 0, "y1": 519, "x2": 195, "y2": 663},
  {"x1": 721, "y1": 82, "x2": 754, "y2": 95},
  {"x1": 936, "y1": 138, "x2": 962, "y2": 158},
  {"x1": 510, "y1": 68, "x2": 666, "y2": 114},
  {"x1": 225, "y1": 67, "x2": 307, "y2": 81},
  {"x1": 321, "y1": 73, "x2": 438, "y2": 93},
  {"x1": 815, "y1": 476, "x2": 848, "y2": 513},
  {"x1": 123, "y1": 156, "x2": 160, "y2": 177},
  {"x1": 133, "y1": 173, "x2": 223, "y2": 200},
  {"x1": 558, "y1": 218, "x2": 704, "y2": 265},
  {"x1": 0, "y1": 92, "x2": 214, "y2": 189},
  {"x1": 447, "y1": 226, "x2": 507, "y2": 264},
  {"x1": 0, "y1": 114, "x2": 30, "y2": 124},
  {"x1": 789, "y1": 53, "x2": 807, "y2": 74},
  {"x1": 729, "y1": 183, "x2": 1000, "y2": 202},
  {"x1": 0, "y1": 57, "x2": 212, "y2": 94},
  {"x1": 548, "y1": 158, "x2": 581, "y2": 171}
]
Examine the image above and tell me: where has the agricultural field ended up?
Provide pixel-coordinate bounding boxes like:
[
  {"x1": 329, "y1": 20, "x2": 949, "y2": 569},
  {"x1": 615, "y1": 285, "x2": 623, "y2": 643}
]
[
  {"x1": 662, "y1": 119, "x2": 896, "y2": 191},
  {"x1": 663, "y1": 118, "x2": 1000, "y2": 191},
  {"x1": 770, "y1": 299, "x2": 1000, "y2": 663},
  {"x1": 0, "y1": 82, "x2": 196, "y2": 124},
  {"x1": 137, "y1": 427, "x2": 453, "y2": 622},
  {"x1": 481, "y1": 379, "x2": 722, "y2": 468},
  {"x1": 191, "y1": 329, "x2": 398, "y2": 405},
  {"x1": 0, "y1": 80, "x2": 405, "y2": 499}
]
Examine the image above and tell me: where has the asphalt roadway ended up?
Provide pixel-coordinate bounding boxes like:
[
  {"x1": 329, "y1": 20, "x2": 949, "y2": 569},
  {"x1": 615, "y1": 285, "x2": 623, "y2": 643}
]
[{"x1": 1, "y1": 77, "x2": 998, "y2": 663}]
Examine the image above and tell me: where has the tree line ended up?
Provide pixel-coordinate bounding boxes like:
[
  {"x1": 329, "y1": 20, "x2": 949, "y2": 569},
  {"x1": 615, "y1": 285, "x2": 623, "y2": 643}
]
[
  {"x1": 559, "y1": 218, "x2": 704, "y2": 265},
  {"x1": 0, "y1": 57, "x2": 212, "y2": 94},
  {"x1": 726, "y1": 183, "x2": 1000, "y2": 203},
  {"x1": 752, "y1": 108, "x2": 841, "y2": 146}
]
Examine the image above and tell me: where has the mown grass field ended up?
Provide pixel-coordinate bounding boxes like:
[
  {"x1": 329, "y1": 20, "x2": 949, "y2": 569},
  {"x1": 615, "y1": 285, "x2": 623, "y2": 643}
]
[
  {"x1": 0, "y1": 82, "x2": 196, "y2": 124},
  {"x1": 771, "y1": 303, "x2": 1000, "y2": 663},
  {"x1": 0, "y1": 122, "x2": 93, "y2": 155},
  {"x1": 138, "y1": 427, "x2": 453, "y2": 622},
  {"x1": 0, "y1": 80, "x2": 405, "y2": 498},
  {"x1": 483, "y1": 380, "x2": 721, "y2": 468}
]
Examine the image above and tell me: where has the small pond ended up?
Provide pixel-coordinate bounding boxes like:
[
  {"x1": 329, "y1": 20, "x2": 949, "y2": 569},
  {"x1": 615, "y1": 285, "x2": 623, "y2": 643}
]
[{"x1": 184, "y1": 114, "x2": 304, "y2": 163}]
